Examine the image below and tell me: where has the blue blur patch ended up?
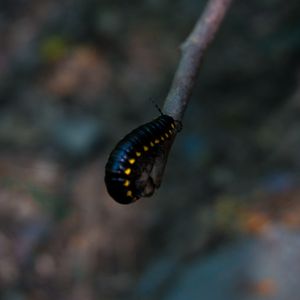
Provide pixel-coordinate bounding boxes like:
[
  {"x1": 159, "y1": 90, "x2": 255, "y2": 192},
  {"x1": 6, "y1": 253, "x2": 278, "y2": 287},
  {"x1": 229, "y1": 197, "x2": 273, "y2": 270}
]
[{"x1": 179, "y1": 133, "x2": 208, "y2": 163}]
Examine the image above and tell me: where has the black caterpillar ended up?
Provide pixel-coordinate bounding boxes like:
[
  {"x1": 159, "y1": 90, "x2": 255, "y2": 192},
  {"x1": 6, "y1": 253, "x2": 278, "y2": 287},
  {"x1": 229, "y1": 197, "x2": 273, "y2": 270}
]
[{"x1": 105, "y1": 114, "x2": 182, "y2": 204}]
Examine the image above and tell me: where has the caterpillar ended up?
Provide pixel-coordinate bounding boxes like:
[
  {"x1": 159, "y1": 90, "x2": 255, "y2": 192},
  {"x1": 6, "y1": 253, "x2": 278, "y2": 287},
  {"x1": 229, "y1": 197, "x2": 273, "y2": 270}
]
[{"x1": 105, "y1": 114, "x2": 182, "y2": 204}]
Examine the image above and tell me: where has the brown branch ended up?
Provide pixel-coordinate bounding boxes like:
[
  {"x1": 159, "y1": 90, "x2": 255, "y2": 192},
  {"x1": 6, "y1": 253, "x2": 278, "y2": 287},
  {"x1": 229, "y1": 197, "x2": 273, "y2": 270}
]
[{"x1": 163, "y1": 0, "x2": 234, "y2": 121}]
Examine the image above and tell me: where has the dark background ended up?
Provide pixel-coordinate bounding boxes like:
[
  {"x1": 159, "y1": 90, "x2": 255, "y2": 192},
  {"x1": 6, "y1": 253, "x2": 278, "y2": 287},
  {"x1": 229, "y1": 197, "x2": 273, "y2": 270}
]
[{"x1": 1, "y1": 0, "x2": 300, "y2": 299}]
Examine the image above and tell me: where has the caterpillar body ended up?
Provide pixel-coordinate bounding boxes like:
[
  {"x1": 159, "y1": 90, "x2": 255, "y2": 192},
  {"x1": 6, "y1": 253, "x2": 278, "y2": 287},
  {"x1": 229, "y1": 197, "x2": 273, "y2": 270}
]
[{"x1": 105, "y1": 114, "x2": 181, "y2": 204}]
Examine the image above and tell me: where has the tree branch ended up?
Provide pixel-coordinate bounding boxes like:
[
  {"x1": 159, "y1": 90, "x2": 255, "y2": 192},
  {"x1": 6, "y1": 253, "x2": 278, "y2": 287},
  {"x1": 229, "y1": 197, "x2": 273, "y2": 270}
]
[{"x1": 163, "y1": 0, "x2": 233, "y2": 121}]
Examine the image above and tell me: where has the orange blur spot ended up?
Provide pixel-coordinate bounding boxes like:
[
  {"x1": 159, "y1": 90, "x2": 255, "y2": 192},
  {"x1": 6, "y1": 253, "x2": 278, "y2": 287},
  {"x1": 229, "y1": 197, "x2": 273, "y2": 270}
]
[{"x1": 250, "y1": 278, "x2": 277, "y2": 296}]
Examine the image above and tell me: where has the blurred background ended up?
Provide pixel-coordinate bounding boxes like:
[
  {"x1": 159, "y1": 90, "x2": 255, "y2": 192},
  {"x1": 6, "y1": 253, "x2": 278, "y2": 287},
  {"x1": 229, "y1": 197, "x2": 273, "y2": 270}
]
[{"x1": 1, "y1": 0, "x2": 300, "y2": 299}]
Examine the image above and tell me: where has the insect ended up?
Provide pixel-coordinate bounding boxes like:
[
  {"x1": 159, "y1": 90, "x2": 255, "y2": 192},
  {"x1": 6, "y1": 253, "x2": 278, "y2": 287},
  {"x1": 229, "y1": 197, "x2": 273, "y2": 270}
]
[{"x1": 105, "y1": 112, "x2": 182, "y2": 204}]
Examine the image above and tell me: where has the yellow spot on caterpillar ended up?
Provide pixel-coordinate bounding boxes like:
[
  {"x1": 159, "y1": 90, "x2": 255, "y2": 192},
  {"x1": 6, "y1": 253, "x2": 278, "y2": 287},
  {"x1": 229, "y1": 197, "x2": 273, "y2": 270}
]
[
  {"x1": 161, "y1": 136, "x2": 165, "y2": 141},
  {"x1": 123, "y1": 180, "x2": 130, "y2": 187},
  {"x1": 150, "y1": 142, "x2": 154, "y2": 147},
  {"x1": 124, "y1": 168, "x2": 131, "y2": 175},
  {"x1": 169, "y1": 129, "x2": 172, "y2": 134},
  {"x1": 126, "y1": 190, "x2": 133, "y2": 197},
  {"x1": 129, "y1": 158, "x2": 135, "y2": 164},
  {"x1": 143, "y1": 146, "x2": 149, "y2": 151},
  {"x1": 136, "y1": 152, "x2": 141, "y2": 157},
  {"x1": 155, "y1": 139, "x2": 160, "y2": 144},
  {"x1": 165, "y1": 133, "x2": 169, "y2": 138},
  {"x1": 171, "y1": 123, "x2": 175, "y2": 129}
]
